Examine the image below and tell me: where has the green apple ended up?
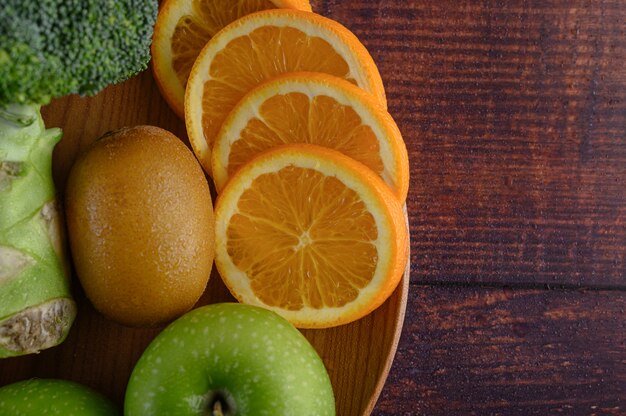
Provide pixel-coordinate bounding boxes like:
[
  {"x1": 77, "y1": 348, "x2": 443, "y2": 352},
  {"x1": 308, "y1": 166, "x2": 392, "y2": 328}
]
[
  {"x1": 125, "y1": 303, "x2": 335, "y2": 415},
  {"x1": 0, "y1": 379, "x2": 118, "y2": 415}
]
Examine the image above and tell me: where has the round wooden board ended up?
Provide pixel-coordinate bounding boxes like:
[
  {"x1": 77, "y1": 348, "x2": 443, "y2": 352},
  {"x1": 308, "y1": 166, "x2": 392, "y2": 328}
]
[{"x1": 0, "y1": 70, "x2": 410, "y2": 416}]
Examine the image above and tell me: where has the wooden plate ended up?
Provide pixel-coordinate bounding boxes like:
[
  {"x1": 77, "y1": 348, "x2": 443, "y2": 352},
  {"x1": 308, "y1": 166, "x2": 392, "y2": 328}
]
[{"x1": 0, "y1": 70, "x2": 409, "y2": 416}]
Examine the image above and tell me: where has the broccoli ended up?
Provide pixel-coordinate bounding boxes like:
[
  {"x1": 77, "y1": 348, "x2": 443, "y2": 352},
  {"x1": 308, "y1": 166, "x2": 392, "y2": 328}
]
[
  {"x1": 0, "y1": 0, "x2": 157, "y2": 358},
  {"x1": 0, "y1": 0, "x2": 157, "y2": 106}
]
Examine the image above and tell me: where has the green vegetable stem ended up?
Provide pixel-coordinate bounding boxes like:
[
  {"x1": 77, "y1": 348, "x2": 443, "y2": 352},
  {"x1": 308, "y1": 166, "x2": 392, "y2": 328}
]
[{"x1": 0, "y1": 105, "x2": 76, "y2": 358}]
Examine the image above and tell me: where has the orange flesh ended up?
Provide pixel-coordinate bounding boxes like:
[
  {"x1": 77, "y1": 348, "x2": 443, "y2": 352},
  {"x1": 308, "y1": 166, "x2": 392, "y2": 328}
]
[
  {"x1": 202, "y1": 26, "x2": 358, "y2": 149},
  {"x1": 171, "y1": 0, "x2": 277, "y2": 86},
  {"x1": 228, "y1": 93, "x2": 385, "y2": 178},
  {"x1": 226, "y1": 166, "x2": 378, "y2": 310}
]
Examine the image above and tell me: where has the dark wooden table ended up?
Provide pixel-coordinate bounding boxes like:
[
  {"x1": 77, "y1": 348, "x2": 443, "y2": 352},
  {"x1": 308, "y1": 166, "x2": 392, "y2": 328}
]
[
  {"x1": 312, "y1": 0, "x2": 626, "y2": 414},
  {"x1": 1, "y1": 1, "x2": 624, "y2": 415}
]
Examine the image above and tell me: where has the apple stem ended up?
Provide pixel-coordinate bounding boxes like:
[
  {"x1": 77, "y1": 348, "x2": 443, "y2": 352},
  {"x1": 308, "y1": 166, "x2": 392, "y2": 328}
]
[
  {"x1": 213, "y1": 401, "x2": 224, "y2": 416},
  {"x1": 206, "y1": 390, "x2": 234, "y2": 416}
]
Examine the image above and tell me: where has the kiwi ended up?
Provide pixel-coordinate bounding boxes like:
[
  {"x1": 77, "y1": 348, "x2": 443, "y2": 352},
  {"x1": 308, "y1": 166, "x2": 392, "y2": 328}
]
[{"x1": 65, "y1": 126, "x2": 215, "y2": 327}]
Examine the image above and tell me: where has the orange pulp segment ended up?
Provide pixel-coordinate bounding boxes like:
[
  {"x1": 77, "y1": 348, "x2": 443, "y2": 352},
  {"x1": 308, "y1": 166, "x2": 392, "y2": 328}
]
[
  {"x1": 214, "y1": 144, "x2": 407, "y2": 328},
  {"x1": 211, "y1": 72, "x2": 409, "y2": 202},
  {"x1": 185, "y1": 9, "x2": 387, "y2": 175}
]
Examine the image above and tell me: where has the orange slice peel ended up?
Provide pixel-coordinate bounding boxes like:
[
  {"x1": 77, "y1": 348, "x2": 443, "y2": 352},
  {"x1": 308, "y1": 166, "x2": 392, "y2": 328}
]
[
  {"x1": 185, "y1": 9, "x2": 387, "y2": 175},
  {"x1": 211, "y1": 72, "x2": 409, "y2": 202},
  {"x1": 151, "y1": 0, "x2": 312, "y2": 117},
  {"x1": 214, "y1": 144, "x2": 408, "y2": 328}
]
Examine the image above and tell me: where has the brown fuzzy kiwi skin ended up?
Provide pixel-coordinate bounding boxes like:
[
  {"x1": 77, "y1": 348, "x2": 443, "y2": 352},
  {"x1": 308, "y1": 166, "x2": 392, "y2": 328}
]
[{"x1": 65, "y1": 126, "x2": 215, "y2": 327}]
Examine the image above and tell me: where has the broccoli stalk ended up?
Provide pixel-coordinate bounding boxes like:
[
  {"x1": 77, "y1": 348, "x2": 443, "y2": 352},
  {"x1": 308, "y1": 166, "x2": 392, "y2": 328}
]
[
  {"x1": 0, "y1": 105, "x2": 75, "y2": 357},
  {"x1": 0, "y1": 0, "x2": 157, "y2": 357}
]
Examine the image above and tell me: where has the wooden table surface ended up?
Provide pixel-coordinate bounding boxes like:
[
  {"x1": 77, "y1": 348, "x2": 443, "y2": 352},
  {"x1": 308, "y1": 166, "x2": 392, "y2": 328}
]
[
  {"x1": 2, "y1": 1, "x2": 624, "y2": 415},
  {"x1": 317, "y1": 0, "x2": 626, "y2": 414}
]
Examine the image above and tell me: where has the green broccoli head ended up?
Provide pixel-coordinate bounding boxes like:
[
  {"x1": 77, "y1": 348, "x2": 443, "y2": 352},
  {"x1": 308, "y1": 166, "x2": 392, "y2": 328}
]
[{"x1": 0, "y1": 0, "x2": 157, "y2": 106}]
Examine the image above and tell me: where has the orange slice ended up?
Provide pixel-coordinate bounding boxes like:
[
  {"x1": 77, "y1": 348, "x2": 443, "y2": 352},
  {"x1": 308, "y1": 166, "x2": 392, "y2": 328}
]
[
  {"x1": 211, "y1": 72, "x2": 409, "y2": 202},
  {"x1": 185, "y1": 9, "x2": 387, "y2": 175},
  {"x1": 151, "y1": 0, "x2": 312, "y2": 117},
  {"x1": 214, "y1": 144, "x2": 408, "y2": 328}
]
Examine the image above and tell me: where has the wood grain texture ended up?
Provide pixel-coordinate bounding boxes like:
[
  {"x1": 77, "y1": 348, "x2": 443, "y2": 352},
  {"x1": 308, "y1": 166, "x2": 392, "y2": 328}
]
[
  {"x1": 374, "y1": 285, "x2": 626, "y2": 415},
  {"x1": 1, "y1": 1, "x2": 625, "y2": 415},
  {"x1": 311, "y1": 0, "x2": 626, "y2": 287}
]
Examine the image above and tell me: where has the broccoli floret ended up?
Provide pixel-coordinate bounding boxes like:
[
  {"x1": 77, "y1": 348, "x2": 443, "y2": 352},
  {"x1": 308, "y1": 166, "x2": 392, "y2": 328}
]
[{"x1": 0, "y1": 0, "x2": 157, "y2": 106}]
